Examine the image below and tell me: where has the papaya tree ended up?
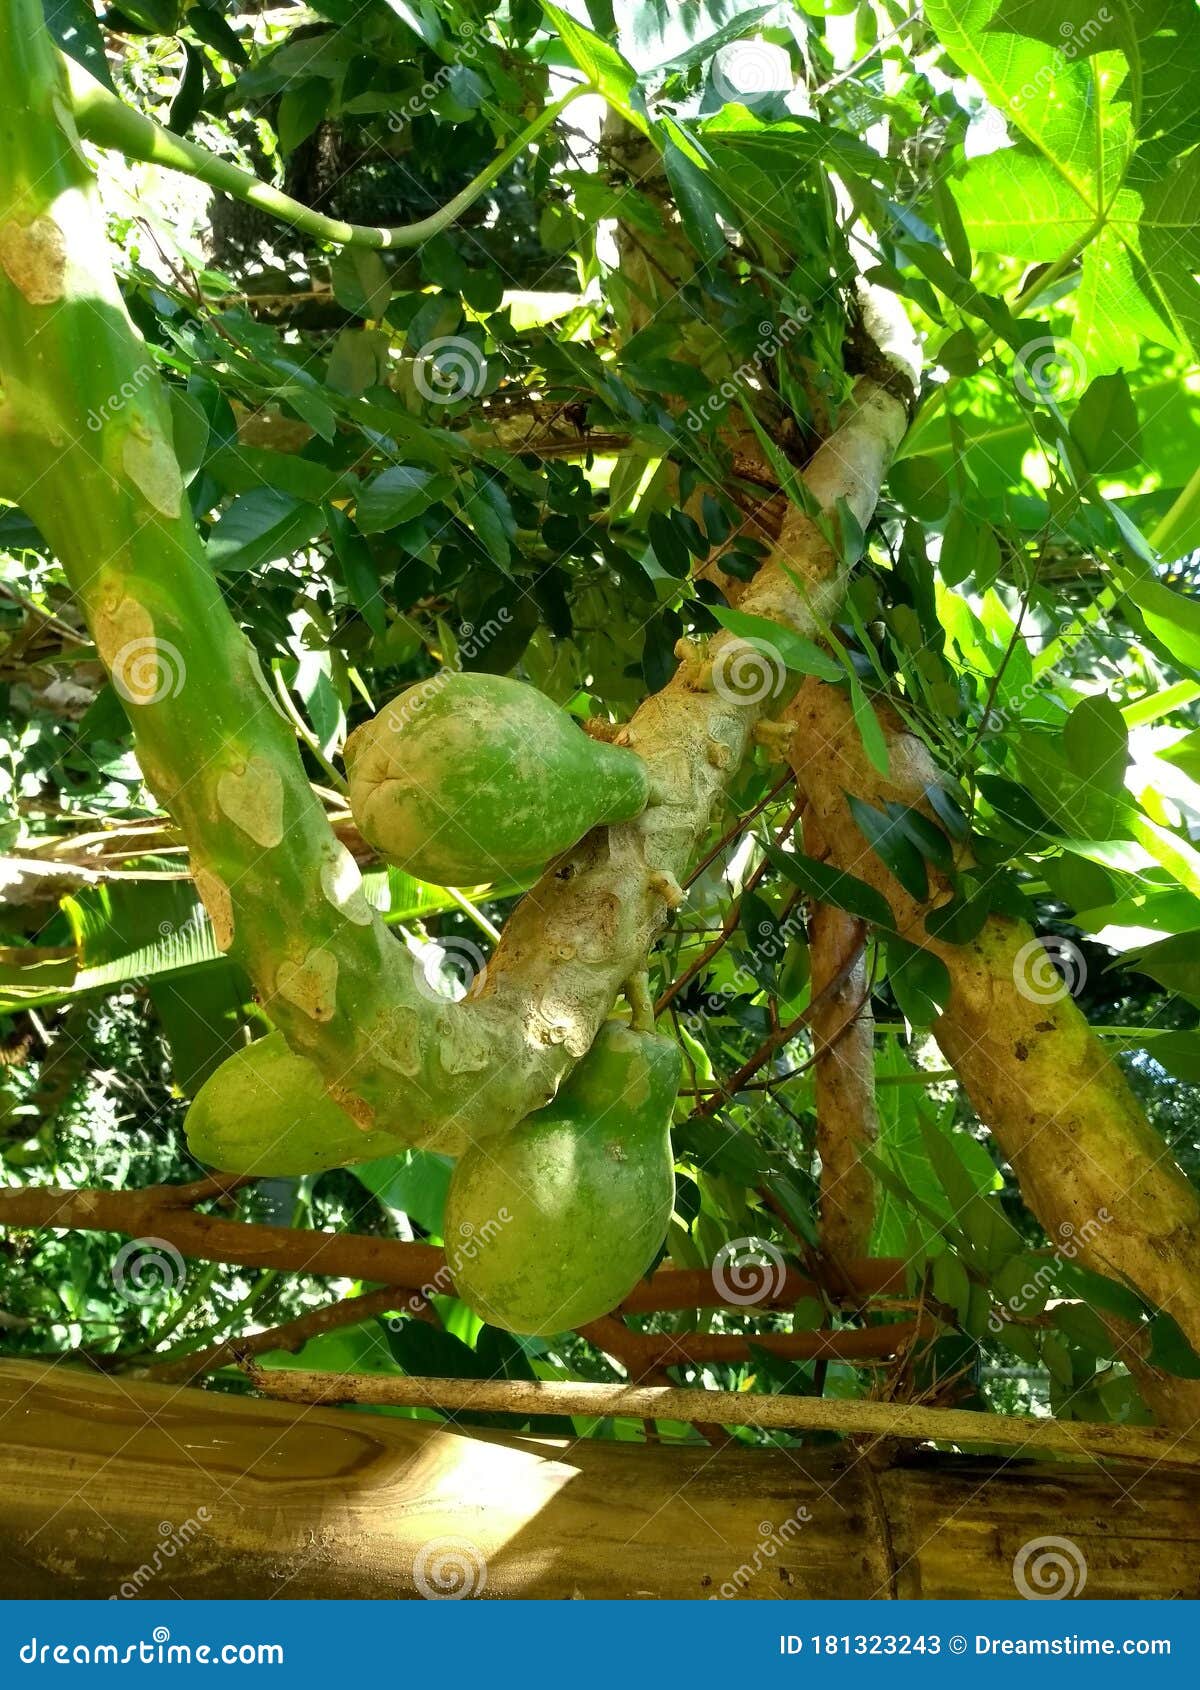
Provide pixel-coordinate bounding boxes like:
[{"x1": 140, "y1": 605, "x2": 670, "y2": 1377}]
[{"x1": 3, "y1": 0, "x2": 1200, "y2": 1495}]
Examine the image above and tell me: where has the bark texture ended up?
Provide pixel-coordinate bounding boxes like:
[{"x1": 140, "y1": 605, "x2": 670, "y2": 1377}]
[{"x1": 788, "y1": 679, "x2": 1200, "y2": 1361}]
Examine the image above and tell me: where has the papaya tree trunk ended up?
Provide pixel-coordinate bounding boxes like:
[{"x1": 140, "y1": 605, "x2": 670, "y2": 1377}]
[
  {"x1": 0, "y1": 0, "x2": 909, "y2": 1158},
  {"x1": 787, "y1": 679, "x2": 1200, "y2": 1378}
]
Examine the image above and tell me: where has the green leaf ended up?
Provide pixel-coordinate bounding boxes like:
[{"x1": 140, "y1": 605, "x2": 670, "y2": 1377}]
[
  {"x1": 205, "y1": 489, "x2": 326, "y2": 573},
  {"x1": 933, "y1": 1251, "x2": 972, "y2": 1324},
  {"x1": 1144, "y1": 1031, "x2": 1200, "y2": 1084},
  {"x1": 848, "y1": 673, "x2": 890, "y2": 775},
  {"x1": 1124, "y1": 933, "x2": 1200, "y2": 1001},
  {"x1": 707, "y1": 607, "x2": 843, "y2": 680},
  {"x1": 1147, "y1": 1312, "x2": 1200, "y2": 1379},
  {"x1": 848, "y1": 794, "x2": 928, "y2": 900},
  {"x1": 1118, "y1": 570, "x2": 1200, "y2": 677},
  {"x1": 1069, "y1": 372, "x2": 1143, "y2": 473},
  {"x1": 661, "y1": 137, "x2": 728, "y2": 265},
  {"x1": 541, "y1": 2, "x2": 647, "y2": 127},
  {"x1": 277, "y1": 78, "x2": 329, "y2": 153},
  {"x1": 43, "y1": 0, "x2": 113, "y2": 86},
  {"x1": 356, "y1": 466, "x2": 440, "y2": 533},
  {"x1": 353, "y1": 1150, "x2": 452, "y2": 1235},
  {"x1": 887, "y1": 937, "x2": 952, "y2": 1026},
  {"x1": 928, "y1": 0, "x2": 1198, "y2": 365},
  {"x1": 330, "y1": 247, "x2": 392, "y2": 321},
  {"x1": 1062, "y1": 693, "x2": 1129, "y2": 793},
  {"x1": 940, "y1": 505, "x2": 1001, "y2": 591},
  {"x1": 169, "y1": 387, "x2": 210, "y2": 487},
  {"x1": 762, "y1": 841, "x2": 895, "y2": 929}
]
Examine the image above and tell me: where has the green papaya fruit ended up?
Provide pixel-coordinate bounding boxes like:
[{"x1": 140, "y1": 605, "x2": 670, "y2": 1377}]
[
  {"x1": 185, "y1": 1032, "x2": 405, "y2": 1175},
  {"x1": 343, "y1": 671, "x2": 651, "y2": 886},
  {"x1": 444, "y1": 1021, "x2": 680, "y2": 1335}
]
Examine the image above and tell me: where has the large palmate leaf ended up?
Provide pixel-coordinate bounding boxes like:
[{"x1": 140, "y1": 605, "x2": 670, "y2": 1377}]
[{"x1": 926, "y1": 0, "x2": 1200, "y2": 367}]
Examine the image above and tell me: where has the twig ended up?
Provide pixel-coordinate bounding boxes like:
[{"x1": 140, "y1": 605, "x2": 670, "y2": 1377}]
[{"x1": 240, "y1": 1369, "x2": 1200, "y2": 1467}]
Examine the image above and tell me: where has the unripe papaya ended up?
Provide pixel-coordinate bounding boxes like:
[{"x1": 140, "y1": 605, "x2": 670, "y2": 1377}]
[
  {"x1": 343, "y1": 672, "x2": 651, "y2": 886},
  {"x1": 444, "y1": 1021, "x2": 680, "y2": 1335},
  {"x1": 185, "y1": 1032, "x2": 405, "y2": 1175}
]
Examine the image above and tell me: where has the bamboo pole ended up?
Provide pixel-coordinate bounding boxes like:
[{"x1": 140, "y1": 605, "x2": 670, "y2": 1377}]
[{"x1": 4, "y1": 1361, "x2": 1198, "y2": 1599}]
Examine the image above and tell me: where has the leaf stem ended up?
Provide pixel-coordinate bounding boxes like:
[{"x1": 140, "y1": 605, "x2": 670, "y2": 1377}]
[{"x1": 67, "y1": 58, "x2": 590, "y2": 251}]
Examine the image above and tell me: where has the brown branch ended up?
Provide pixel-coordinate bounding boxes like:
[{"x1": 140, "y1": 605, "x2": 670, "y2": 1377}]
[
  {"x1": 0, "y1": 1178, "x2": 904, "y2": 1310},
  {"x1": 683, "y1": 768, "x2": 795, "y2": 891},
  {"x1": 806, "y1": 812, "x2": 879, "y2": 1264},
  {"x1": 690, "y1": 935, "x2": 865, "y2": 1119},
  {"x1": 580, "y1": 1317, "x2": 930, "y2": 1370},
  {"x1": 656, "y1": 791, "x2": 805, "y2": 1014},
  {"x1": 240, "y1": 1367, "x2": 1200, "y2": 1467},
  {"x1": 143, "y1": 1285, "x2": 409, "y2": 1383}
]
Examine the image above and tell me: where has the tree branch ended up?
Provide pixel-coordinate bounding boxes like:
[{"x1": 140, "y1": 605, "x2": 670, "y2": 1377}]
[
  {"x1": 805, "y1": 813, "x2": 879, "y2": 1263},
  {"x1": 787, "y1": 678, "x2": 1200, "y2": 1366},
  {"x1": 67, "y1": 59, "x2": 590, "y2": 253},
  {"x1": 241, "y1": 1367, "x2": 1200, "y2": 1467},
  {"x1": 0, "y1": 1178, "x2": 902, "y2": 1311}
]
